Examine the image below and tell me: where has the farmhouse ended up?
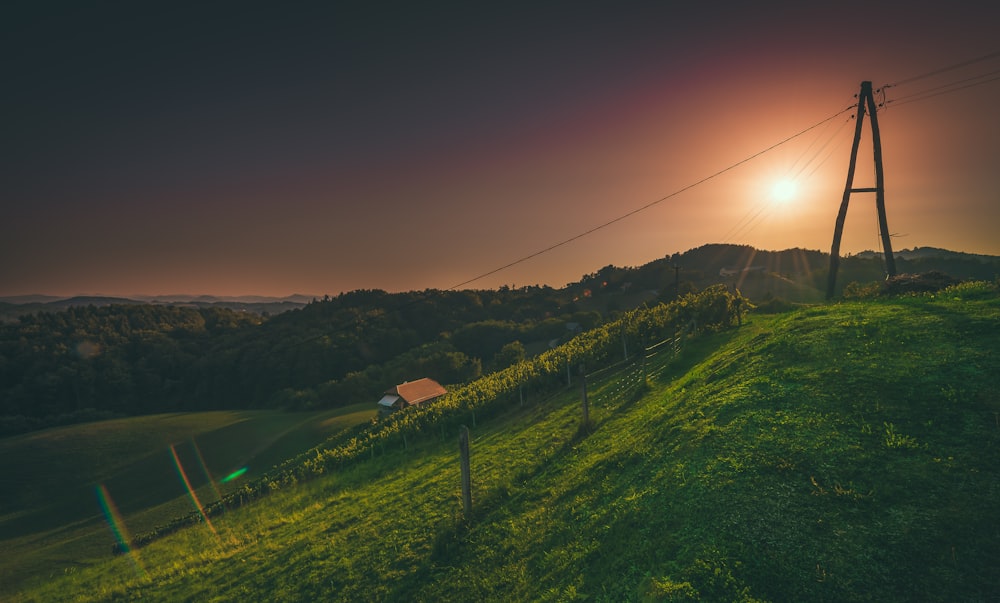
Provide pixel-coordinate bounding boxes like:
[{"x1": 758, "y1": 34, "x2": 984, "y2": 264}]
[{"x1": 377, "y1": 377, "x2": 447, "y2": 414}]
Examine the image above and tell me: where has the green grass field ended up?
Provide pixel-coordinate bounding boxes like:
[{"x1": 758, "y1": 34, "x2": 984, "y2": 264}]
[
  {"x1": 6, "y1": 285, "x2": 1000, "y2": 601},
  {"x1": 0, "y1": 403, "x2": 376, "y2": 597}
]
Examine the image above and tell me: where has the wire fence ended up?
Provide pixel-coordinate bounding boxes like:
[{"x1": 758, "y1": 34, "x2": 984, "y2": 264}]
[
  {"x1": 125, "y1": 285, "x2": 744, "y2": 551},
  {"x1": 586, "y1": 320, "x2": 695, "y2": 413}
]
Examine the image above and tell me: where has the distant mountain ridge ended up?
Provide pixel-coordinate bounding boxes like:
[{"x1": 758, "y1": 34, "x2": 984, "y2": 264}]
[
  {"x1": 0, "y1": 294, "x2": 66, "y2": 304},
  {"x1": 2, "y1": 244, "x2": 998, "y2": 323},
  {"x1": 0, "y1": 293, "x2": 317, "y2": 305},
  {"x1": 854, "y1": 246, "x2": 999, "y2": 262},
  {"x1": 131, "y1": 294, "x2": 317, "y2": 304},
  {"x1": 0, "y1": 294, "x2": 314, "y2": 323}
]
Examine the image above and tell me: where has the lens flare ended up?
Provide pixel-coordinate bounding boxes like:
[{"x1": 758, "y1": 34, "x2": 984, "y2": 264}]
[
  {"x1": 169, "y1": 444, "x2": 218, "y2": 538},
  {"x1": 189, "y1": 438, "x2": 223, "y2": 503},
  {"x1": 95, "y1": 484, "x2": 145, "y2": 574},
  {"x1": 221, "y1": 467, "x2": 248, "y2": 483}
]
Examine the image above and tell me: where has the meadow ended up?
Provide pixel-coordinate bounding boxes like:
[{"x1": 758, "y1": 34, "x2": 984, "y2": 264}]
[
  {"x1": 0, "y1": 403, "x2": 376, "y2": 597},
  {"x1": 5, "y1": 283, "x2": 1000, "y2": 601}
]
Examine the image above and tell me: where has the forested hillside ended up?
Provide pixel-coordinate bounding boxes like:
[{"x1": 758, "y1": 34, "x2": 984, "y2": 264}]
[
  {"x1": 4, "y1": 244, "x2": 997, "y2": 436},
  {"x1": 0, "y1": 287, "x2": 600, "y2": 434}
]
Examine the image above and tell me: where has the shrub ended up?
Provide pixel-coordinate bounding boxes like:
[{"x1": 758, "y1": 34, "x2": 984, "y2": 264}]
[{"x1": 843, "y1": 280, "x2": 881, "y2": 299}]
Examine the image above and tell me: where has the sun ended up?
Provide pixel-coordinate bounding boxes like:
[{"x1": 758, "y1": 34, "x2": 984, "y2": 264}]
[{"x1": 771, "y1": 179, "x2": 798, "y2": 203}]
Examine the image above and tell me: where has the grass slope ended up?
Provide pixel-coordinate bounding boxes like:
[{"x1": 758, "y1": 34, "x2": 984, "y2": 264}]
[
  {"x1": 12, "y1": 287, "x2": 1000, "y2": 601},
  {"x1": 0, "y1": 404, "x2": 376, "y2": 597}
]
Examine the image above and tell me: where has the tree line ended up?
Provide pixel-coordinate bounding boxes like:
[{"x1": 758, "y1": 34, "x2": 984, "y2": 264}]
[
  {"x1": 4, "y1": 243, "x2": 994, "y2": 435},
  {"x1": 0, "y1": 286, "x2": 609, "y2": 435}
]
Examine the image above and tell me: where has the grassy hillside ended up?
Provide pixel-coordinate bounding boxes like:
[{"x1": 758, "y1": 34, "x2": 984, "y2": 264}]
[
  {"x1": 10, "y1": 284, "x2": 1000, "y2": 601},
  {"x1": 0, "y1": 404, "x2": 376, "y2": 597}
]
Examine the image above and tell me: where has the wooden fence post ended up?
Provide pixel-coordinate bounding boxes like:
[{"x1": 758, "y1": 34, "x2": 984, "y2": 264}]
[
  {"x1": 641, "y1": 339, "x2": 647, "y2": 382},
  {"x1": 580, "y1": 363, "x2": 589, "y2": 430},
  {"x1": 458, "y1": 425, "x2": 472, "y2": 520}
]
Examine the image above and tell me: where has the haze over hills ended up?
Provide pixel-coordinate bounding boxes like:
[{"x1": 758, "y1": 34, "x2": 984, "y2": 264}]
[
  {"x1": 4, "y1": 241, "x2": 1000, "y2": 439},
  {"x1": 131, "y1": 294, "x2": 318, "y2": 304},
  {"x1": 3, "y1": 243, "x2": 999, "y2": 328},
  {"x1": 0, "y1": 294, "x2": 316, "y2": 324},
  {"x1": 3, "y1": 244, "x2": 998, "y2": 311},
  {"x1": 853, "y1": 246, "x2": 1000, "y2": 262},
  {"x1": 0, "y1": 293, "x2": 316, "y2": 306}
]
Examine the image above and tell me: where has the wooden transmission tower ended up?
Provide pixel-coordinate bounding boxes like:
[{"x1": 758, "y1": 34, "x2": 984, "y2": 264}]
[{"x1": 827, "y1": 80, "x2": 897, "y2": 299}]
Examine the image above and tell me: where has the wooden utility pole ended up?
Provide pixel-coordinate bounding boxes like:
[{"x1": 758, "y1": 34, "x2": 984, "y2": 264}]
[{"x1": 827, "y1": 81, "x2": 897, "y2": 299}]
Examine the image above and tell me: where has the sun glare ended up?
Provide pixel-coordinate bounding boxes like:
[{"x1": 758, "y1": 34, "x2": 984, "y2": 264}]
[{"x1": 771, "y1": 179, "x2": 797, "y2": 203}]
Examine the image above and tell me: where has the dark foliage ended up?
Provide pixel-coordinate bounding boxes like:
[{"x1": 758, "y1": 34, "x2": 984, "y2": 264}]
[
  {"x1": 3, "y1": 245, "x2": 997, "y2": 434},
  {"x1": 882, "y1": 271, "x2": 960, "y2": 294},
  {"x1": 0, "y1": 287, "x2": 593, "y2": 432}
]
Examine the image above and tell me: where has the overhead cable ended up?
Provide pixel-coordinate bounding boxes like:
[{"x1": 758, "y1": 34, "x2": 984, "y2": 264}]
[
  {"x1": 886, "y1": 71, "x2": 1000, "y2": 108},
  {"x1": 445, "y1": 105, "x2": 855, "y2": 291},
  {"x1": 884, "y1": 49, "x2": 1000, "y2": 88},
  {"x1": 722, "y1": 112, "x2": 853, "y2": 244}
]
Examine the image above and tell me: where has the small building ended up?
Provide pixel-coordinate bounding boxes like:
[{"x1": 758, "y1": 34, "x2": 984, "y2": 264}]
[{"x1": 377, "y1": 378, "x2": 447, "y2": 415}]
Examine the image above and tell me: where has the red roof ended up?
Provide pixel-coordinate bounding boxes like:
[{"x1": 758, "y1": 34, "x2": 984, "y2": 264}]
[{"x1": 388, "y1": 378, "x2": 447, "y2": 406}]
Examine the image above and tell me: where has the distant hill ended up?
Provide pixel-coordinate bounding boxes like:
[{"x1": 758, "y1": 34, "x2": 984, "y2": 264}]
[
  {"x1": 0, "y1": 294, "x2": 310, "y2": 323},
  {"x1": 0, "y1": 294, "x2": 66, "y2": 304},
  {"x1": 4, "y1": 244, "x2": 997, "y2": 321},
  {"x1": 150, "y1": 299, "x2": 309, "y2": 316},
  {"x1": 132, "y1": 293, "x2": 317, "y2": 304},
  {"x1": 45, "y1": 295, "x2": 138, "y2": 308},
  {"x1": 571, "y1": 243, "x2": 1000, "y2": 305},
  {"x1": 855, "y1": 246, "x2": 1000, "y2": 262},
  {"x1": 3, "y1": 242, "x2": 998, "y2": 430}
]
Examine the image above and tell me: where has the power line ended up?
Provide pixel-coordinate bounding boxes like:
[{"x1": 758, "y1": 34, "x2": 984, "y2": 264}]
[
  {"x1": 884, "y1": 50, "x2": 1000, "y2": 88},
  {"x1": 722, "y1": 54, "x2": 1000, "y2": 282},
  {"x1": 374, "y1": 55, "x2": 997, "y2": 293},
  {"x1": 723, "y1": 112, "x2": 854, "y2": 245},
  {"x1": 794, "y1": 115, "x2": 852, "y2": 180},
  {"x1": 277, "y1": 63, "x2": 997, "y2": 353},
  {"x1": 271, "y1": 107, "x2": 852, "y2": 350},
  {"x1": 722, "y1": 201, "x2": 773, "y2": 245},
  {"x1": 788, "y1": 107, "x2": 850, "y2": 178},
  {"x1": 445, "y1": 104, "x2": 855, "y2": 291},
  {"x1": 723, "y1": 114, "x2": 846, "y2": 244},
  {"x1": 887, "y1": 68, "x2": 1000, "y2": 101},
  {"x1": 886, "y1": 71, "x2": 1000, "y2": 108}
]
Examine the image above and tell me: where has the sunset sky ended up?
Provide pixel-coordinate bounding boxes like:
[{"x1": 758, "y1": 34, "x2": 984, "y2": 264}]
[{"x1": 3, "y1": 2, "x2": 999, "y2": 297}]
